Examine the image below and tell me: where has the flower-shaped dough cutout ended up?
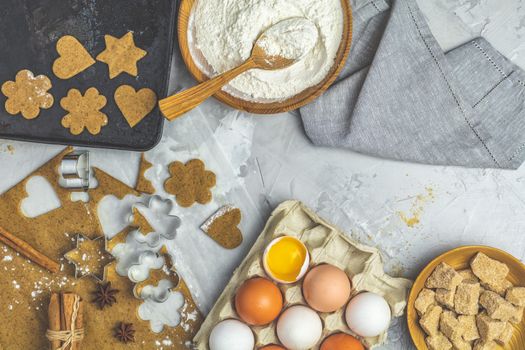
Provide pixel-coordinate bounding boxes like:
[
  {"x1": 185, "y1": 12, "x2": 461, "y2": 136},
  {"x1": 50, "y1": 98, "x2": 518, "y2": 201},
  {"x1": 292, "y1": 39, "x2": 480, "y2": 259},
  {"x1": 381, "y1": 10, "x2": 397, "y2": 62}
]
[
  {"x1": 1, "y1": 70, "x2": 54, "y2": 119},
  {"x1": 164, "y1": 159, "x2": 216, "y2": 208},
  {"x1": 65, "y1": 234, "x2": 115, "y2": 282},
  {"x1": 60, "y1": 87, "x2": 108, "y2": 135}
]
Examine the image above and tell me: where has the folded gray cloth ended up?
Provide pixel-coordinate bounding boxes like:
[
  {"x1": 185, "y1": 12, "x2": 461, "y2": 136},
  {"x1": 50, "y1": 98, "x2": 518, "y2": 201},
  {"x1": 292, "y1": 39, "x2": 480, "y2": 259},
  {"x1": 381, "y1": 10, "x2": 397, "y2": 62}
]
[{"x1": 300, "y1": 0, "x2": 525, "y2": 169}]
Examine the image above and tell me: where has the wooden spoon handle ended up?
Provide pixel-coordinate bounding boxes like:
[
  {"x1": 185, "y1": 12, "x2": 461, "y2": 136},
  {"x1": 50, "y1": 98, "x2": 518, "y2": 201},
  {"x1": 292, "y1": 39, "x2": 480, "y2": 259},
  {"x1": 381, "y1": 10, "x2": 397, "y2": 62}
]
[{"x1": 160, "y1": 59, "x2": 258, "y2": 121}]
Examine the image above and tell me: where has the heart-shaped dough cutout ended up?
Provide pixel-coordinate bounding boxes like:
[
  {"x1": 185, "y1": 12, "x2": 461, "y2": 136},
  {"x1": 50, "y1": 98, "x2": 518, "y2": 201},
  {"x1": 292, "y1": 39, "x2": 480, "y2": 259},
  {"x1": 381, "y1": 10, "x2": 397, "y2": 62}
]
[
  {"x1": 52, "y1": 35, "x2": 95, "y2": 79},
  {"x1": 201, "y1": 206, "x2": 243, "y2": 249},
  {"x1": 115, "y1": 85, "x2": 157, "y2": 128},
  {"x1": 20, "y1": 176, "x2": 61, "y2": 218}
]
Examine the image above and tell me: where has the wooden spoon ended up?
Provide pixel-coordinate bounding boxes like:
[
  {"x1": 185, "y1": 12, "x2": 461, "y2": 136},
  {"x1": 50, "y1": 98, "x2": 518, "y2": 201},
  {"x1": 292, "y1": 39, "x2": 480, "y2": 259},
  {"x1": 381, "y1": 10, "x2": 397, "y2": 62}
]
[{"x1": 159, "y1": 18, "x2": 318, "y2": 120}]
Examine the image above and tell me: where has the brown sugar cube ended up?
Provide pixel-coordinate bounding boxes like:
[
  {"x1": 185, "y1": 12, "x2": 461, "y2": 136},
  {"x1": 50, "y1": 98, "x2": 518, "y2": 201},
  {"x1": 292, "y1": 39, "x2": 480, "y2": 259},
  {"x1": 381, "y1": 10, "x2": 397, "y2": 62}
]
[
  {"x1": 458, "y1": 269, "x2": 479, "y2": 283},
  {"x1": 426, "y1": 332, "x2": 452, "y2": 350},
  {"x1": 473, "y1": 340, "x2": 497, "y2": 350},
  {"x1": 480, "y1": 291, "x2": 517, "y2": 322},
  {"x1": 454, "y1": 282, "x2": 480, "y2": 315},
  {"x1": 440, "y1": 310, "x2": 461, "y2": 339},
  {"x1": 451, "y1": 337, "x2": 472, "y2": 350},
  {"x1": 420, "y1": 305, "x2": 443, "y2": 336},
  {"x1": 415, "y1": 288, "x2": 436, "y2": 315},
  {"x1": 459, "y1": 315, "x2": 480, "y2": 342},
  {"x1": 481, "y1": 278, "x2": 513, "y2": 297},
  {"x1": 436, "y1": 288, "x2": 456, "y2": 309},
  {"x1": 470, "y1": 253, "x2": 509, "y2": 285},
  {"x1": 476, "y1": 313, "x2": 506, "y2": 341},
  {"x1": 510, "y1": 306, "x2": 524, "y2": 324},
  {"x1": 426, "y1": 262, "x2": 464, "y2": 290},
  {"x1": 494, "y1": 322, "x2": 513, "y2": 345},
  {"x1": 506, "y1": 287, "x2": 525, "y2": 307}
]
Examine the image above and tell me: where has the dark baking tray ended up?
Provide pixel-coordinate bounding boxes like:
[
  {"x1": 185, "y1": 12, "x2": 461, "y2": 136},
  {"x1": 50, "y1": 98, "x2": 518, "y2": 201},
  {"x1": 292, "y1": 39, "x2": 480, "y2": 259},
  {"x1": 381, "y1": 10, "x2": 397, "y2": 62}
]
[{"x1": 0, "y1": 0, "x2": 176, "y2": 151}]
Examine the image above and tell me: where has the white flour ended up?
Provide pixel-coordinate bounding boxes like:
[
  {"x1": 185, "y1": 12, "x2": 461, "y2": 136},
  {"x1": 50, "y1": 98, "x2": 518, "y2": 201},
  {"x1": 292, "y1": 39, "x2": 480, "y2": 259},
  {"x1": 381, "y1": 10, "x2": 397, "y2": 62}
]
[
  {"x1": 192, "y1": 0, "x2": 344, "y2": 102},
  {"x1": 256, "y1": 18, "x2": 318, "y2": 61}
]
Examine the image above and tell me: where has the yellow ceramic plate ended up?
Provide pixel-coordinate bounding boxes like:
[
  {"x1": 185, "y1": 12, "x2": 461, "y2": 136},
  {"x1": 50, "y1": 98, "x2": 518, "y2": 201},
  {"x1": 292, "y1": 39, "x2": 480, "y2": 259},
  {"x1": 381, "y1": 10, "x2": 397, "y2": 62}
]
[{"x1": 407, "y1": 246, "x2": 525, "y2": 349}]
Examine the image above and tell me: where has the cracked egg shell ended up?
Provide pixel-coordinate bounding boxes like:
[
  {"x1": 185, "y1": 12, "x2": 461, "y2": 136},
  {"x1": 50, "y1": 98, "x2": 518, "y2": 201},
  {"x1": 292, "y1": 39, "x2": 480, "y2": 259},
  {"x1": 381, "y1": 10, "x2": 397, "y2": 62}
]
[{"x1": 263, "y1": 236, "x2": 310, "y2": 284}]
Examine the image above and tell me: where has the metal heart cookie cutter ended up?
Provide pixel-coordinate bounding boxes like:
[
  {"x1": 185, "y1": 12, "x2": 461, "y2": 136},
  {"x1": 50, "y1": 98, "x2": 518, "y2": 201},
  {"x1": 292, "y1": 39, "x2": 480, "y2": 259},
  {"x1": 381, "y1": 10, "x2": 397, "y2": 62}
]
[{"x1": 59, "y1": 151, "x2": 90, "y2": 190}]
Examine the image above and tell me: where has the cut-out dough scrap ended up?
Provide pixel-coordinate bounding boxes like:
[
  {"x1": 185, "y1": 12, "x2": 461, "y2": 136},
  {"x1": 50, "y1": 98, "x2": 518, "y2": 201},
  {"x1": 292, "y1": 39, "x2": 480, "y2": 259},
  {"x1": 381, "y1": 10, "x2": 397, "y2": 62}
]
[
  {"x1": 20, "y1": 176, "x2": 62, "y2": 218},
  {"x1": 135, "y1": 153, "x2": 155, "y2": 194},
  {"x1": 0, "y1": 147, "x2": 201, "y2": 348},
  {"x1": 96, "y1": 32, "x2": 147, "y2": 79},
  {"x1": 130, "y1": 207, "x2": 155, "y2": 235},
  {"x1": 65, "y1": 234, "x2": 114, "y2": 282},
  {"x1": 201, "y1": 206, "x2": 243, "y2": 249},
  {"x1": 61, "y1": 87, "x2": 108, "y2": 135},
  {"x1": 138, "y1": 291, "x2": 185, "y2": 334},
  {"x1": 115, "y1": 85, "x2": 157, "y2": 128},
  {"x1": 127, "y1": 251, "x2": 165, "y2": 284},
  {"x1": 1, "y1": 70, "x2": 54, "y2": 119},
  {"x1": 133, "y1": 254, "x2": 180, "y2": 302},
  {"x1": 52, "y1": 35, "x2": 96, "y2": 79},
  {"x1": 70, "y1": 191, "x2": 90, "y2": 203},
  {"x1": 128, "y1": 196, "x2": 181, "y2": 248},
  {"x1": 164, "y1": 159, "x2": 216, "y2": 208}
]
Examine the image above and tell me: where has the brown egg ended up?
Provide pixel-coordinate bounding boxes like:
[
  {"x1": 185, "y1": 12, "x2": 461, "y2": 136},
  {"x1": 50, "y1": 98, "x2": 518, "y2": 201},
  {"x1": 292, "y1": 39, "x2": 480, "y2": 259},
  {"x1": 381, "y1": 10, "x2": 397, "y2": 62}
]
[
  {"x1": 259, "y1": 346, "x2": 286, "y2": 350},
  {"x1": 235, "y1": 277, "x2": 283, "y2": 326},
  {"x1": 320, "y1": 333, "x2": 364, "y2": 350},
  {"x1": 302, "y1": 264, "x2": 351, "y2": 312}
]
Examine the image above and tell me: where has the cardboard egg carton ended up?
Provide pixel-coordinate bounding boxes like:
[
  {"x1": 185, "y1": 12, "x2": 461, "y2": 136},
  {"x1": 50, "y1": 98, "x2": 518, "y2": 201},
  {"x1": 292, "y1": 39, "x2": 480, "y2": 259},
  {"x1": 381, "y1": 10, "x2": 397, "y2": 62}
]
[{"x1": 193, "y1": 200, "x2": 412, "y2": 349}]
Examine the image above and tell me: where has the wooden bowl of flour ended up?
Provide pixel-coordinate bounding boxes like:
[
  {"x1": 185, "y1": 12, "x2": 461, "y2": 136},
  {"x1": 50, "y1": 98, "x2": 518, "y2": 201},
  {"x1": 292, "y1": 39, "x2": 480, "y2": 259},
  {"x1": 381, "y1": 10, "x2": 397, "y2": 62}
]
[{"x1": 177, "y1": 0, "x2": 353, "y2": 114}]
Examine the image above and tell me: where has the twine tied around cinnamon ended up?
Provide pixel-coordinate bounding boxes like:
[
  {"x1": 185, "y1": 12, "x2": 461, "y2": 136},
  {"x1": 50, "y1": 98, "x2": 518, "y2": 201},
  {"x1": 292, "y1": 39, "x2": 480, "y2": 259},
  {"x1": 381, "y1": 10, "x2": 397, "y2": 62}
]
[{"x1": 46, "y1": 295, "x2": 85, "y2": 350}]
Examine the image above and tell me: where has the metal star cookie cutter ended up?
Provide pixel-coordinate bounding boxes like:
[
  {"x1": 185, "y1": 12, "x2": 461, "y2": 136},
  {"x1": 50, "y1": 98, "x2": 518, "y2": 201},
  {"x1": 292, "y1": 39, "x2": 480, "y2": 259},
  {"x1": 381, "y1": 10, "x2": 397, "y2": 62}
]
[
  {"x1": 59, "y1": 151, "x2": 90, "y2": 190},
  {"x1": 64, "y1": 234, "x2": 114, "y2": 282},
  {"x1": 128, "y1": 195, "x2": 181, "y2": 248}
]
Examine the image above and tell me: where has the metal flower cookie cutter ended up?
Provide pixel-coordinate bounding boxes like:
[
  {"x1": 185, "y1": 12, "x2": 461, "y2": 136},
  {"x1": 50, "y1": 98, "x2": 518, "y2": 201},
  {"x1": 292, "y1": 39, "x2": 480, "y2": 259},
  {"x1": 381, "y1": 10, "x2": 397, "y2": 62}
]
[{"x1": 59, "y1": 151, "x2": 90, "y2": 190}]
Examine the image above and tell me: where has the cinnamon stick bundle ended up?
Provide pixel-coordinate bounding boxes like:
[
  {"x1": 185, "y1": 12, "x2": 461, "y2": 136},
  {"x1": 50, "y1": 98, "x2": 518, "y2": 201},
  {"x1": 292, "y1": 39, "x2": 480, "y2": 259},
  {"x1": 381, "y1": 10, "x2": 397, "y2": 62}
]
[{"x1": 47, "y1": 292, "x2": 84, "y2": 350}]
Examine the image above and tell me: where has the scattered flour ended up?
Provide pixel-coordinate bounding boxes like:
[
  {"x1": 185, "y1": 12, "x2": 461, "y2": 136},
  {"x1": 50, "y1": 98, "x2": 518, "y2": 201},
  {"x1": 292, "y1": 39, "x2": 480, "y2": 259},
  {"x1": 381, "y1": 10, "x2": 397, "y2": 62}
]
[{"x1": 192, "y1": 0, "x2": 344, "y2": 102}]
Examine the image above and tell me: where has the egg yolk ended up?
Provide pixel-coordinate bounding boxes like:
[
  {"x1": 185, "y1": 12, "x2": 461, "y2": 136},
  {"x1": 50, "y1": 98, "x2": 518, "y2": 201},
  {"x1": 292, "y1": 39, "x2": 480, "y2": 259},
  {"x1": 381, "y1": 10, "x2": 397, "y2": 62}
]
[{"x1": 265, "y1": 236, "x2": 307, "y2": 282}]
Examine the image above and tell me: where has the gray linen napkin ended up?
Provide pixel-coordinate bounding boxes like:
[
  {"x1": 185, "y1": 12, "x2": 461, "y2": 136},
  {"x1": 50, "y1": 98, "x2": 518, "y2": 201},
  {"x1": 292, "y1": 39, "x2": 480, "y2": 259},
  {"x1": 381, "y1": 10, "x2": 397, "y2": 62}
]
[{"x1": 300, "y1": 0, "x2": 525, "y2": 169}]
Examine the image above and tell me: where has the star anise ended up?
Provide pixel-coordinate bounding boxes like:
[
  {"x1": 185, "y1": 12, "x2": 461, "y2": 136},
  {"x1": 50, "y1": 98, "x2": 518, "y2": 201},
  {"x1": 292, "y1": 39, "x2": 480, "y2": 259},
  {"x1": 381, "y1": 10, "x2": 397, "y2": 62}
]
[
  {"x1": 92, "y1": 282, "x2": 119, "y2": 309},
  {"x1": 115, "y1": 322, "x2": 135, "y2": 343}
]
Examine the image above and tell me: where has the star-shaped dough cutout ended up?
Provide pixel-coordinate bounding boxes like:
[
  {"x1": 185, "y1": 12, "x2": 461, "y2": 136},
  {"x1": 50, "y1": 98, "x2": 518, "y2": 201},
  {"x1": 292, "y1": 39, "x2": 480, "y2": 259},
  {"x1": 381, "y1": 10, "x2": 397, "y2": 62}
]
[
  {"x1": 65, "y1": 234, "x2": 115, "y2": 282},
  {"x1": 96, "y1": 32, "x2": 147, "y2": 79}
]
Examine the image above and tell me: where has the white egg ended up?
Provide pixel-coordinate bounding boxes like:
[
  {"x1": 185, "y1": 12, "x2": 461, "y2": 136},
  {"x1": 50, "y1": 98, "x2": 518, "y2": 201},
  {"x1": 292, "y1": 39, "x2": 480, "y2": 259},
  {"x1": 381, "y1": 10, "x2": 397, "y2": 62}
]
[
  {"x1": 276, "y1": 305, "x2": 323, "y2": 350},
  {"x1": 345, "y1": 292, "x2": 391, "y2": 337},
  {"x1": 209, "y1": 319, "x2": 254, "y2": 350}
]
